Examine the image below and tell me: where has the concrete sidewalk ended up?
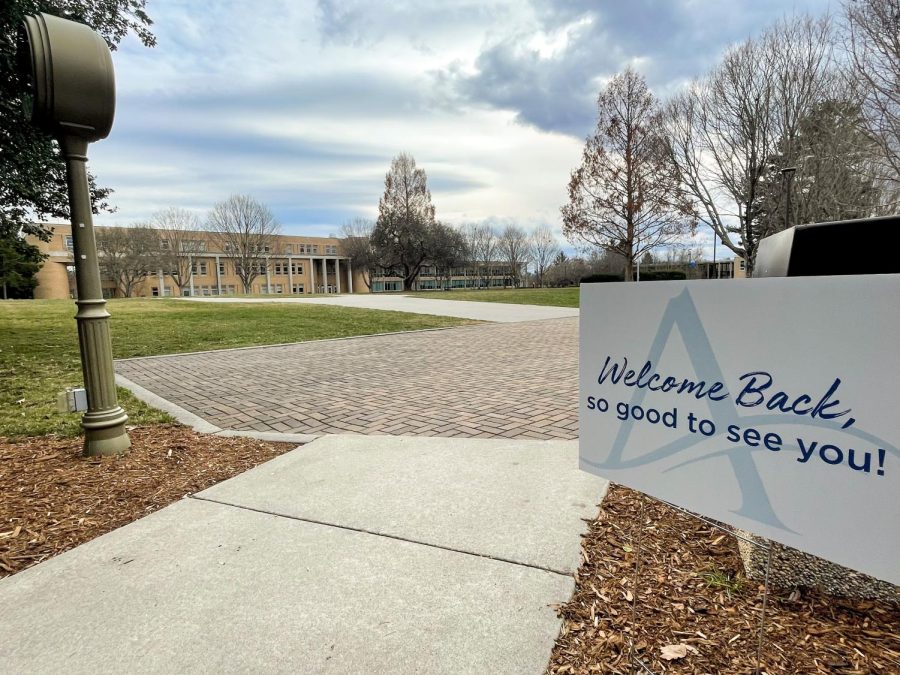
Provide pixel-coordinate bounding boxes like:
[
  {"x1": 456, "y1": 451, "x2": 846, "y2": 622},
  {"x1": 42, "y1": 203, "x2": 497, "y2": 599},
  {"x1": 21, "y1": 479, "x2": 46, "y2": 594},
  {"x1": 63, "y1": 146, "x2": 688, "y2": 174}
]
[
  {"x1": 0, "y1": 436, "x2": 607, "y2": 674},
  {"x1": 182, "y1": 293, "x2": 579, "y2": 322}
]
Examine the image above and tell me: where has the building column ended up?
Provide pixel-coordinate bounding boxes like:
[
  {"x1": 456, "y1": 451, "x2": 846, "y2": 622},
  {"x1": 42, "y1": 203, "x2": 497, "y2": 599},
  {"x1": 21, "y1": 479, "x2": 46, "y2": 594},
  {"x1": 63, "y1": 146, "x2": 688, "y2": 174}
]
[
  {"x1": 157, "y1": 269, "x2": 165, "y2": 297},
  {"x1": 309, "y1": 257, "x2": 316, "y2": 293},
  {"x1": 321, "y1": 258, "x2": 328, "y2": 293},
  {"x1": 215, "y1": 255, "x2": 222, "y2": 295},
  {"x1": 287, "y1": 255, "x2": 293, "y2": 294},
  {"x1": 188, "y1": 254, "x2": 194, "y2": 297},
  {"x1": 335, "y1": 258, "x2": 341, "y2": 294},
  {"x1": 348, "y1": 261, "x2": 353, "y2": 293},
  {"x1": 265, "y1": 260, "x2": 272, "y2": 294}
]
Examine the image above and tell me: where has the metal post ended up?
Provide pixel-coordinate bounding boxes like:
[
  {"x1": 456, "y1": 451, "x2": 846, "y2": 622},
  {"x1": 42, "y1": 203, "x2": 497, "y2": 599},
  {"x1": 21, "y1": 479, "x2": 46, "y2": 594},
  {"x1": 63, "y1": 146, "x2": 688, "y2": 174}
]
[
  {"x1": 713, "y1": 234, "x2": 718, "y2": 279},
  {"x1": 781, "y1": 167, "x2": 796, "y2": 231},
  {"x1": 61, "y1": 136, "x2": 130, "y2": 456}
]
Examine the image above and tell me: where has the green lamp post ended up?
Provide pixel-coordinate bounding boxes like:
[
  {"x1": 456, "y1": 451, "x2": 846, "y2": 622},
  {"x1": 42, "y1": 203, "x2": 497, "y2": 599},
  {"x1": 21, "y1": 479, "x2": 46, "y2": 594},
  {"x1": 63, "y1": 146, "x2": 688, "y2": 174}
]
[{"x1": 17, "y1": 13, "x2": 130, "y2": 456}]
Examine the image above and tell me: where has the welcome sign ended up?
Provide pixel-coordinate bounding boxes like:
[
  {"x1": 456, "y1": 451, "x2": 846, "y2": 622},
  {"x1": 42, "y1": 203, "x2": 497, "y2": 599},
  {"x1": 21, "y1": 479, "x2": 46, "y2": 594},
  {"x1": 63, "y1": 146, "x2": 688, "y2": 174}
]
[{"x1": 579, "y1": 276, "x2": 899, "y2": 585}]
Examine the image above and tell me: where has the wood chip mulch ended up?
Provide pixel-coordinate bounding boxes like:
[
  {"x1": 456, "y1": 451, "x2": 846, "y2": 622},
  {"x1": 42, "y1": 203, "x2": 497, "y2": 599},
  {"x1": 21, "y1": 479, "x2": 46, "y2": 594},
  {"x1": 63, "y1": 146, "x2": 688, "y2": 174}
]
[
  {"x1": 0, "y1": 424, "x2": 294, "y2": 579},
  {"x1": 548, "y1": 484, "x2": 900, "y2": 674}
]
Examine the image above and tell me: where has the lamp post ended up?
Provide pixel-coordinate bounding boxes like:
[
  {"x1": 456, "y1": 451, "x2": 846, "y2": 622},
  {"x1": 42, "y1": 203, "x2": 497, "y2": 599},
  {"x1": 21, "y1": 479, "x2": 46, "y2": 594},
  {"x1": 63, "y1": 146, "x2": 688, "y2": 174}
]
[
  {"x1": 780, "y1": 166, "x2": 797, "y2": 231},
  {"x1": 18, "y1": 13, "x2": 130, "y2": 456}
]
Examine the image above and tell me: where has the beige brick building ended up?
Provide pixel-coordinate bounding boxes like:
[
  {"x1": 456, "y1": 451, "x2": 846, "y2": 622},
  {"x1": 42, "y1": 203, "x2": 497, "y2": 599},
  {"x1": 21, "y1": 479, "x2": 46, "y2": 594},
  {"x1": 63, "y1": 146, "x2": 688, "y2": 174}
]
[{"x1": 29, "y1": 224, "x2": 364, "y2": 299}]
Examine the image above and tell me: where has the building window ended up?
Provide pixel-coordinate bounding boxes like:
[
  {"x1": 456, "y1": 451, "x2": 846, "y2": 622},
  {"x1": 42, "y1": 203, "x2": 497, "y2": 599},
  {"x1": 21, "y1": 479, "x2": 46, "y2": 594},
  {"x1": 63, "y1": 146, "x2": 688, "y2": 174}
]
[
  {"x1": 312, "y1": 245, "x2": 319, "y2": 254},
  {"x1": 64, "y1": 235, "x2": 74, "y2": 251},
  {"x1": 325, "y1": 244, "x2": 337, "y2": 255},
  {"x1": 218, "y1": 261, "x2": 226, "y2": 275},
  {"x1": 160, "y1": 239, "x2": 171, "y2": 250},
  {"x1": 192, "y1": 261, "x2": 208, "y2": 276},
  {"x1": 151, "y1": 287, "x2": 159, "y2": 297},
  {"x1": 292, "y1": 284, "x2": 305, "y2": 294},
  {"x1": 183, "y1": 239, "x2": 206, "y2": 252},
  {"x1": 291, "y1": 262, "x2": 304, "y2": 274},
  {"x1": 284, "y1": 244, "x2": 292, "y2": 254},
  {"x1": 739, "y1": 259, "x2": 746, "y2": 271}
]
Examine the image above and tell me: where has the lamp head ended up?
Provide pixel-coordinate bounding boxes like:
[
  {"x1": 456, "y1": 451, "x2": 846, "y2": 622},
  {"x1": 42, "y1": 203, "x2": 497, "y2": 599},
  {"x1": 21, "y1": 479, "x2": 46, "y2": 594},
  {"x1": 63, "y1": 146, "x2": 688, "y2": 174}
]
[{"x1": 17, "y1": 13, "x2": 115, "y2": 142}]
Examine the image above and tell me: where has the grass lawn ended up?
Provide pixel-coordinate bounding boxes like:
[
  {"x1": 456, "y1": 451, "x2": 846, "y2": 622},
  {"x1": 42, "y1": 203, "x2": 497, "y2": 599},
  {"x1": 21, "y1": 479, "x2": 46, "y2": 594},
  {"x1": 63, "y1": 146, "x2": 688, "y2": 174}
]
[
  {"x1": 407, "y1": 287, "x2": 580, "y2": 307},
  {"x1": 0, "y1": 299, "x2": 474, "y2": 438}
]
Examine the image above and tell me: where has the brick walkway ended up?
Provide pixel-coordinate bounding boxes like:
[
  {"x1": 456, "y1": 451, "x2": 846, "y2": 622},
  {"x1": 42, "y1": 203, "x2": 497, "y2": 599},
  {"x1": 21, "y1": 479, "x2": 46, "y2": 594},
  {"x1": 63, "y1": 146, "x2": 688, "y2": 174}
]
[{"x1": 116, "y1": 319, "x2": 578, "y2": 440}]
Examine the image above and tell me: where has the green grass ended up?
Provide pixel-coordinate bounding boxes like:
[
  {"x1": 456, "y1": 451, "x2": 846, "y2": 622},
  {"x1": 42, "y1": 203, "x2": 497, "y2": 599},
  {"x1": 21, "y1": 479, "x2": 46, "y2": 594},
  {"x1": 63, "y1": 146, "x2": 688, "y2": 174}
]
[
  {"x1": 0, "y1": 299, "x2": 474, "y2": 438},
  {"x1": 407, "y1": 287, "x2": 580, "y2": 307},
  {"x1": 701, "y1": 568, "x2": 748, "y2": 599}
]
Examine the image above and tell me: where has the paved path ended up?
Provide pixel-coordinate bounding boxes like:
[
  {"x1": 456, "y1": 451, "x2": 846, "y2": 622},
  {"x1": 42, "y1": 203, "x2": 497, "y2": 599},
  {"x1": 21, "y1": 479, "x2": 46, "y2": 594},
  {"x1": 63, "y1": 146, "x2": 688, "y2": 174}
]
[
  {"x1": 116, "y1": 318, "x2": 579, "y2": 440},
  {"x1": 0, "y1": 436, "x2": 607, "y2": 674},
  {"x1": 181, "y1": 293, "x2": 579, "y2": 322}
]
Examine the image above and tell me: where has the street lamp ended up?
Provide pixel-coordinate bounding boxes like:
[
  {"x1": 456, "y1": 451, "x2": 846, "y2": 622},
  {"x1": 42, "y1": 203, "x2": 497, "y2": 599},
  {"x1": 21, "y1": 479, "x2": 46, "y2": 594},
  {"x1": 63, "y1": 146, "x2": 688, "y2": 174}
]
[
  {"x1": 780, "y1": 167, "x2": 797, "y2": 231},
  {"x1": 17, "y1": 13, "x2": 130, "y2": 456}
]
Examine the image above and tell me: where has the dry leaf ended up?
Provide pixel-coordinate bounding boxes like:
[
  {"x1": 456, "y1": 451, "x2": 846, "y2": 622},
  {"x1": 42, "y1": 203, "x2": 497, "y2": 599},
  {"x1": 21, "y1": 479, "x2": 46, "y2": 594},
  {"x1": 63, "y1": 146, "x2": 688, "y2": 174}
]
[{"x1": 660, "y1": 643, "x2": 689, "y2": 660}]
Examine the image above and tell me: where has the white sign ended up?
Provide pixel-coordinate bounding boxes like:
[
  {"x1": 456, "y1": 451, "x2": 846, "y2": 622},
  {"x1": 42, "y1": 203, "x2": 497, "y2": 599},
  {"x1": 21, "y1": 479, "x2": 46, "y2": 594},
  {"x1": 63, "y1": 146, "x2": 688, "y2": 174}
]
[{"x1": 579, "y1": 276, "x2": 899, "y2": 584}]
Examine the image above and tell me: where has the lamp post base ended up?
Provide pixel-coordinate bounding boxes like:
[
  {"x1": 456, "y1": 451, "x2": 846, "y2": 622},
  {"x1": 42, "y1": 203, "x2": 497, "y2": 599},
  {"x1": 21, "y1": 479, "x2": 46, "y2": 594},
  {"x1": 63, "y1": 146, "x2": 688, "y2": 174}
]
[{"x1": 82, "y1": 407, "x2": 131, "y2": 456}]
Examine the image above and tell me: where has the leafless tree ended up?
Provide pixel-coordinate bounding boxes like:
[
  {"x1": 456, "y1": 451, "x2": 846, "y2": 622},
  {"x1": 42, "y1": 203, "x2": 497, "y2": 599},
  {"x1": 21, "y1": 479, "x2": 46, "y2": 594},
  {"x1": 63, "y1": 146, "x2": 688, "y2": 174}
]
[
  {"x1": 529, "y1": 225, "x2": 560, "y2": 287},
  {"x1": 340, "y1": 217, "x2": 377, "y2": 290},
  {"x1": 470, "y1": 224, "x2": 498, "y2": 288},
  {"x1": 152, "y1": 207, "x2": 204, "y2": 295},
  {"x1": 431, "y1": 223, "x2": 468, "y2": 290},
  {"x1": 498, "y1": 224, "x2": 530, "y2": 287},
  {"x1": 845, "y1": 0, "x2": 900, "y2": 186},
  {"x1": 563, "y1": 68, "x2": 696, "y2": 281},
  {"x1": 96, "y1": 225, "x2": 161, "y2": 297},
  {"x1": 664, "y1": 15, "x2": 872, "y2": 272},
  {"x1": 206, "y1": 195, "x2": 280, "y2": 294}
]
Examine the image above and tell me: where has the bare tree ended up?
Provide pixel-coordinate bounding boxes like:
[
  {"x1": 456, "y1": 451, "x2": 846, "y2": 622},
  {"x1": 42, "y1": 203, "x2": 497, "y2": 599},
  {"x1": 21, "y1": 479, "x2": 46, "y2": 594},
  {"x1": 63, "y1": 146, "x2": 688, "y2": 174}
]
[
  {"x1": 96, "y1": 225, "x2": 161, "y2": 297},
  {"x1": 666, "y1": 15, "x2": 849, "y2": 272},
  {"x1": 529, "y1": 225, "x2": 560, "y2": 287},
  {"x1": 845, "y1": 0, "x2": 900, "y2": 186},
  {"x1": 431, "y1": 223, "x2": 468, "y2": 290},
  {"x1": 340, "y1": 217, "x2": 377, "y2": 290},
  {"x1": 206, "y1": 195, "x2": 280, "y2": 294},
  {"x1": 563, "y1": 68, "x2": 695, "y2": 281},
  {"x1": 471, "y1": 224, "x2": 498, "y2": 289},
  {"x1": 152, "y1": 207, "x2": 204, "y2": 295},
  {"x1": 497, "y1": 224, "x2": 530, "y2": 287}
]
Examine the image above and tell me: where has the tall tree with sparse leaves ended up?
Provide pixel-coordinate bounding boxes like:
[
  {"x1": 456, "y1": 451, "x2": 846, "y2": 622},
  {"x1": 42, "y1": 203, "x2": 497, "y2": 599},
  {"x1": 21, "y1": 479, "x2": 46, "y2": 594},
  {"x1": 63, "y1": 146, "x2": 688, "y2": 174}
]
[
  {"x1": 372, "y1": 152, "x2": 438, "y2": 291},
  {"x1": 563, "y1": 69, "x2": 696, "y2": 281}
]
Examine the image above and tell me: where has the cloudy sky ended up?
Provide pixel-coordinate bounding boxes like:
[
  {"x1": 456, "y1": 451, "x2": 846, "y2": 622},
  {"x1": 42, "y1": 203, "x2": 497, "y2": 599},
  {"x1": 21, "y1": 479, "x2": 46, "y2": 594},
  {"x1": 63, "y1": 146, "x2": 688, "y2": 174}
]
[{"x1": 91, "y1": 0, "x2": 833, "y2": 256}]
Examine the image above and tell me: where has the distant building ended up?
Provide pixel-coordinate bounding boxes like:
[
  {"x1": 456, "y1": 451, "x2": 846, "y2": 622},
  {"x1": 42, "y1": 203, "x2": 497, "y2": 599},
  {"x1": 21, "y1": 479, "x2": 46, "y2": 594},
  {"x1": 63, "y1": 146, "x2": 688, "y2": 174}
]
[
  {"x1": 639, "y1": 257, "x2": 747, "y2": 280},
  {"x1": 28, "y1": 224, "x2": 361, "y2": 299},
  {"x1": 370, "y1": 263, "x2": 524, "y2": 292}
]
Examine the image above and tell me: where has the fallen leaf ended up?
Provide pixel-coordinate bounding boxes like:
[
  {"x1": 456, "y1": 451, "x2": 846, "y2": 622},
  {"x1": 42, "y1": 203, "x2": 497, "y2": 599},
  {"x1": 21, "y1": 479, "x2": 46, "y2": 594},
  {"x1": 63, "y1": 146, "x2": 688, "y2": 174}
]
[{"x1": 660, "y1": 644, "x2": 689, "y2": 660}]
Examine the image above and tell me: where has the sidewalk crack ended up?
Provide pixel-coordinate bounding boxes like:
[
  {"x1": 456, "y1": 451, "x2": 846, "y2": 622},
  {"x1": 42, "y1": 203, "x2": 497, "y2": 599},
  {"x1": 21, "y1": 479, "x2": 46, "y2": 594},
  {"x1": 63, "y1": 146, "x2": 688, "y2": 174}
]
[{"x1": 189, "y1": 494, "x2": 575, "y2": 578}]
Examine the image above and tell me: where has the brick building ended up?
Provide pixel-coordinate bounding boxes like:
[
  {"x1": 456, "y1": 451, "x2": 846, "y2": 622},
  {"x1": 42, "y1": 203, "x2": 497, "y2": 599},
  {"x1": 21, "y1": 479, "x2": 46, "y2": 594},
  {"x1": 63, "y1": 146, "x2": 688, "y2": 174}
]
[{"x1": 28, "y1": 224, "x2": 361, "y2": 299}]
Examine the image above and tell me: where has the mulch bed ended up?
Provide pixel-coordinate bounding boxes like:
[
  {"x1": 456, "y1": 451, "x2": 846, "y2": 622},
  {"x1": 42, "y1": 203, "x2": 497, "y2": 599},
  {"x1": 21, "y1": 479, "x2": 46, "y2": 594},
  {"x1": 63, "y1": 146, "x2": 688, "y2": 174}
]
[
  {"x1": 548, "y1": 484, "x2": 900, "y2": 674},
  {"x1": 0, "y1": 424, "x2": 294, "y2": 578}
]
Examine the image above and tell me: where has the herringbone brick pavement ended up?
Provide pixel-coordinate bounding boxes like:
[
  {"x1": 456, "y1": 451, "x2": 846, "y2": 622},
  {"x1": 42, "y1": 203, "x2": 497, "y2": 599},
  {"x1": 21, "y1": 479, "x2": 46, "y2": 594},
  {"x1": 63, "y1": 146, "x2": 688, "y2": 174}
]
[{"x1": 116, "y1": 319, "x2": 578, "y2": 440}]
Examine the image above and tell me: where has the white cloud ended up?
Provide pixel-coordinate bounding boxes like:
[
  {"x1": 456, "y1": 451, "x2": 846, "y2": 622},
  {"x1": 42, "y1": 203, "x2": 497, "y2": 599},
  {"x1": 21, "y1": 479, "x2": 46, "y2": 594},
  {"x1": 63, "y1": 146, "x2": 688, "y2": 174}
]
[{"x1": 88, "y1": 0, "x2": 832, "y2": 255}]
